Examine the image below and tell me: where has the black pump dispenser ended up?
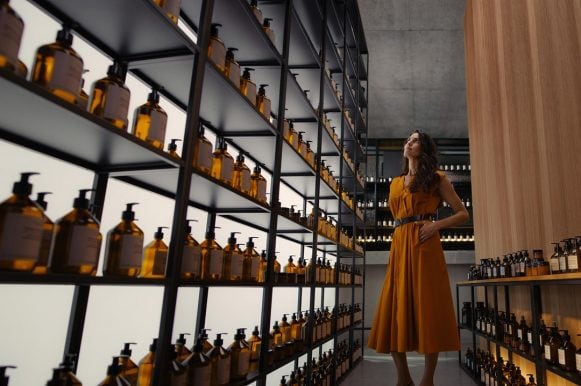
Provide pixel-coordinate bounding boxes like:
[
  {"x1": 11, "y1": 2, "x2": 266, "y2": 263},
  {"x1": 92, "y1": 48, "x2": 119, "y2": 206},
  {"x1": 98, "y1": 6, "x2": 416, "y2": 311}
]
[
  {"x1": 185, "y1": 219, "x2": 198, "y2": 234},
  {"x1": 263, "y1": 18, "x2": 272, "y2": 28},
  {"x1": 0, "y1": 366, "x2": 15, "y2": 386},
  {"x1": 107, "y1": 61, "x2": 128, "y2": 82},
  {"x1": 56, "y1": 26, "x2": 73, "y2": 47},
  {"x1": 168, "y1": 138, "x2": 181, "y2": 152},
  {"x1": 236, "y1": 151, "x2": 246, "y2": 163},
  {"x1": 242, "y1": 67, "x2": 255, "y2": 79},
  {"x1": 120, "y1": 342, "x2": 136, "y2": 357},
  {"x1": 147, "y1": 88, "x2": 160, "y2": 104},
  {"x1": 210, "y1": 23, "x2": 222, "y2": 37},
  {"x1": 228, "y1": 232, "x2": 240, "y2": 246},
  {"x1": 35, "y1": 192, "x2": 52, "y2": 210},
  {"x1": 122, "y1": 203, "x2": 138, "y2": 221},
  {"x1": 12, "y1": 172, "x2": 38, "y2": 195},
  {"x1": 154, "y1": 226, "x2": 168, "y2": 240},
  {"x1": 226, "y1": 47, "x2": 238, "y2": 60},
  {"x1": 246, "y1": 236, "x2": 258, "y2": 249},
  {"x1": 258, "y1": 84, "x2": 268, "y2": 95},
  {"x1": 214, "y1": 333, "x2": 227, "y2": 347},
  {"x1": 106, "y1": 357, "x2": 123, "y2": 376},
  {"x1": 177, "y1": 332, "x2": 190, "y2": 346},
  {"x1": 73, "y1": 189, "x2": 93, "y2": 210},
  {"x1": 253, "y1": 164, "x2": 262, "y2": 174}
]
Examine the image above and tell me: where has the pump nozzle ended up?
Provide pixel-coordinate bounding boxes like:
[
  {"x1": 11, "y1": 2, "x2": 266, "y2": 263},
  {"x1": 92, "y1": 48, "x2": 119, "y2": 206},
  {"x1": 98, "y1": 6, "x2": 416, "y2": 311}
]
[
  {"x1": 242, "y1": 67, "x2": 255, "y2": 79},
  {"x1": 153, "y1": 226, "x2": 168, "y2": 239},
  {"x1": 12, "y1": 172, "x2": 39, "y2": 196},
  {"x1": 199, "y1": 328, "x2": 212, "y2": 339},
  {"x1": 0, "y1": 366, "x2": 16, "y2": 386},
  {"x1": 236, "y1": 151, "x2": 246, "y2": 162},
  {"x1": 228, "y1": 232, "x2": 241, "y2": 245},
  {"x1": 210, "y1": 23, "x2": 222, "y2": 37},
  {"x1": 258, "y1": 84, "x2": 268, "y2": 94},
  {"x1": 263, "y1": 17, "x2": 273, "y2": 27},
  {"x1": 35, "y1": 191, "x2": 52, "y2": 210},
  {"x1": 105, "y1": 357, "x2": 122, "y2": 376},
  {"x1": 177, "y1": 333, "x2": 191, "y2": 345},
  {"x1": 235, "y1": 328, "x2": 247, "y2": 339},
  {"x1": 226, "y1": 47, "x2": 239, "y2": 60},
  {"x1": 56, "y1": 25, "x2": 74, "y2": 46},
  {"x1": 204, "y1": 226, "x2": 220, "y2": 240},
  {"x1": 168, "y1": 138, "x2": 181, "y2": 153},
  {"x1": 214, "y1": 333, "x2": 228, "y2": 346},
  {"x1": 185, "y1": 219, "x2": 198, "y2": 233},
  {"x1": 120, "y1": 342, "x2": 137, "y2": 357},
  {"x1": 252, "y1": 325, "x2": 260, "y2": 336},
  {"x1": 246, "y1": 236, "x2": 258, "y2": 248},
  {"x1": 73, "y1": 189, "x2": 94, "y2": 210},
  {"x1": 253, "y1": 163, "x2": 262, "y2": 174},
  {"x1": 148, "y1": 88, "x2": 161, "y2": 103},
  {"x1": 107, "y1": 61, "x2": 128, "y2": 82},
  {"x1": 122, "y1": 202, "x2": 139, "y2": 221}
]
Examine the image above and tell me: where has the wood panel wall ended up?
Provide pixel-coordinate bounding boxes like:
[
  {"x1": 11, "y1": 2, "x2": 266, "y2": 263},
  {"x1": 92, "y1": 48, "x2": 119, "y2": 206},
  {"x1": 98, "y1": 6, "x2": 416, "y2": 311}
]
[{"x1": 465, "y1": 0, "x2": 581, "y2": 261}]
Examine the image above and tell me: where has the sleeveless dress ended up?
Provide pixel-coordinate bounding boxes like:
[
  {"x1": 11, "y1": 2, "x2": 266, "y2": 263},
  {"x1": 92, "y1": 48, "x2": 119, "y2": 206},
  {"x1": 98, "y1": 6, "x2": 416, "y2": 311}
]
[{"x1": 367, "y1": 173, "x2": 460, "y2": 354}]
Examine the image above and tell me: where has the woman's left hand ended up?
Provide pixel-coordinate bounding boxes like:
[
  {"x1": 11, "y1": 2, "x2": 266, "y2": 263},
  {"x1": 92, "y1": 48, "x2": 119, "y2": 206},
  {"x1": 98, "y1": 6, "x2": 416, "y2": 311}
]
[{"x1": 418, "y1": 220, "x2": 439, "y2": 243}]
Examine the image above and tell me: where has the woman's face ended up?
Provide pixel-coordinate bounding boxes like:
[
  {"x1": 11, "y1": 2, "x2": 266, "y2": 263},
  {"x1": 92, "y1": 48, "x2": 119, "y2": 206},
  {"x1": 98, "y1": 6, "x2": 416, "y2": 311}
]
[{"x1": 404, "y1": 132, "x2": 422, "y2": 159}]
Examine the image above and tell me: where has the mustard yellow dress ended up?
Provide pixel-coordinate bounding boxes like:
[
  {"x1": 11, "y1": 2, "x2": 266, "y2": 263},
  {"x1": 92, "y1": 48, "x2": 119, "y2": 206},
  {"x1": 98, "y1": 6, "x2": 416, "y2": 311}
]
[{"x1": 368, "y1": 173, "x2": 460, "y2": 354}]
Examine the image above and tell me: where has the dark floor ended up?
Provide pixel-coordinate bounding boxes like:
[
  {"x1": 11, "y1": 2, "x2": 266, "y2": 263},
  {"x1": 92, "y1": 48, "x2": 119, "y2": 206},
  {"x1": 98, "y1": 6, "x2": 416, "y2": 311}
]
[{"x1": 341, "y1": 350, "x2": 477, "y2": 386}]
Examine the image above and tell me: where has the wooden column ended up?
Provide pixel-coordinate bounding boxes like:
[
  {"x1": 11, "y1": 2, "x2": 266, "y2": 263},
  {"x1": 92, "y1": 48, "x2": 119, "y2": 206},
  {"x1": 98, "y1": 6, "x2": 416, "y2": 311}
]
[{"x1": 465, "y1": 0, "x2": 581, "y2": 261}]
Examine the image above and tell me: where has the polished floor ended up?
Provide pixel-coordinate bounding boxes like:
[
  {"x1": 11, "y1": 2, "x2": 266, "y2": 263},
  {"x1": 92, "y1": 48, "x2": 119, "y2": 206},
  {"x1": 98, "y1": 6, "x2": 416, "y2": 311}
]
[{"x1": 340, "y1": 351, "x2": 477, "y2": 386}]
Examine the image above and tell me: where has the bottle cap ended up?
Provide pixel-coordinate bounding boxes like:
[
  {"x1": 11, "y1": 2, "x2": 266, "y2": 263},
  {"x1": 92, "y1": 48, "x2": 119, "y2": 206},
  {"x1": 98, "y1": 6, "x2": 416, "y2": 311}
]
[
  {"x1": 236, "y1": 151, "x2": 246, "y2": 162},
  {"x1": 214, "y1": 333, "x2": 227, "y2": 346},
  {"x1": 177, "y1": 333, "x2": 191, "y2": 345},
  {"x1": 252, "y1": 325, "x2": 260, "y2": 336},
  {"x1": 73, "y1": 189, "x2": 94, "y2": 210},
  {"x1": 0, "y1": 366, "x2": 16, "y2": 386},
  {"x1": 210, "y1": 23, "x2": 222, "y2": 36},
  {"x1": 205, "y1": 227, "x2": 219, "y2": 240},
  {"x1": 148, "y1": 89, "x2": 160, "y2": 104},
  {"x1": 168, "y1": 138, "x2": 181, "y2": 152},
  {"x1": 235, "y1": 328, "x2": 247, "y2": 339},
  {"x1": 106, "y1": 357, "x2": 122, "y2": 376},
  {"x1": 56, "y1": 26, "x2": 74, "y2": 46},
  {"x1": 246, "y1": 236, "x2": 258, "y2": 248},
  {"x1": 259, "y1": 84, "x2": 268, "y2": 93},
  {"x1": 228, "y1": 232, "x2": 241, "y2": 245},
  {"x1": 193, "y1": 338, "x2": 205, "y2": 353},
  {"x1": 154, "y1": 226, "x2": 169, "y2": 239},
  {"x1": 120, "y1": 342, "x2": 137, "y2": 357},
  {"x1": 122, "y1": 203, "x2": 138, "y2": 221},
  {"x1": 253, "y1": 164, "x2": 262, "y2": 173},
  {"x1": 12, "y1": 172, "x2": 39, "y2": 195},
  {"x1": 226, "y1": 47, "x2": 238, "y2": 60},
  {"x1": 35, "y1": 191, "x2": 52, "y2": 210},
  {"x1": 282, "y1": 313, "x2": 288, "y2": 322},
  {"x1": 263, "y1": 18, "x2": 273, "y2": 27},
  {"x1": 107, "y1": 61, "x2": 128, "y2": 82},
  {"x1": 242, "y1": 67, "x2": 255, "y2": 78}
]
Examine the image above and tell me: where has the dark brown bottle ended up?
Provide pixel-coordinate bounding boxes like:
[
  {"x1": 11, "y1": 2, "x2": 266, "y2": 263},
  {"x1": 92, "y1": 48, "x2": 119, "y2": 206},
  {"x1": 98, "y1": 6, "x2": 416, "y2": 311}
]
[
  {"x1": 558, "y1": 330, "x2": 576, "y2": 372},
  {"x1": 518, "y1": 316, "x2": 530, "y2": 353},
  {"x1": 545, "y1": 323, "x2": 562, "y2": 365}
]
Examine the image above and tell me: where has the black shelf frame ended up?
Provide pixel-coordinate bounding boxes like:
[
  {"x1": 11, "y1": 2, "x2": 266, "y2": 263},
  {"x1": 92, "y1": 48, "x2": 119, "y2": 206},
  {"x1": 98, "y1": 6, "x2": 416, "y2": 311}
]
[
  {"x1": 456, "y1": 278, "x2": 581, "y2": 386},
  {"x1": 1, "y1": 0, "x2": 369, "y2": 385}
]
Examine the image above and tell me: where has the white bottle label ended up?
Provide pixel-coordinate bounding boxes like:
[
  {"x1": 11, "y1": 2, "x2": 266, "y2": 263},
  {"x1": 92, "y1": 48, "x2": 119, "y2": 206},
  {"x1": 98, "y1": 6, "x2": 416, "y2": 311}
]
[
  {"x1": 550, "y1": 258, "x2": 560, "y2": 273},
  {"x1": 209, "y1": 249, "x2": 223, "y2": 276},
  {"x1": 118, "y1": 234, "x2": 144, "y2": 268},
  {"x1": 230, "y1": 252, "x2": 243, "y2": 277},
  {"x1": 152, "y1": 249, "x2": 167, "y2": 275},
  {"x1": 241, "y1": 170, "x2": 251, "y2": 192},
  {"x1": 0, "y1": 12, "x2": 23, "y2": 61},
  {"x1": 0, "y1": 213, "x2": 43, "y2": 262},
  {"x1": 544, "y1": 344, "x2": 551, "y2": 359},
  {"x1": 221, "y1": 156, "x2": 234, "y2": 183},
  {"x1": 68, "y1": 225, "x2": 100, "y2": 266},
  {"x1": 250, "y1": 255, "x2": 260, "y2": 279},
  {"x1": 209, "y1": 40, "x2": 226, "y2": 69},
  {"x1": 559, "y1": 256, "x2": 567, "y2": 272},
  {"x1": 576, "y1": 352, "x2": 581, "y2": 371},
  {"x1": 567, "y1": 253, "x2": 578, "y2": 270},
  {"x1": 217, "y1": 357, "x2": 231, "y2": 384},
  {"x1": 181, "y1": 244, "x2": 201, "y2": 275},
  {"x1": 228, "y1": 63, "x2": 240, "y2": 86},
  {"x1": 103, "y1": 83, "x2": 130, "y2": 122},
  {"x1": 237, "y1": 350, "x2": 250, "y2": 374},
  {"x1": 246, "y1": 82, "x2": 257, "y2": 105},
  {"x1": 50, "y1": 51, "x2": 83, "y2": 95},
  {"x1": 147, "y1": 110, "x2": 167, "y2": 142},
  {"x1": 261, "y1": 98, "x2": 271, "y2": 117},
  {"x1": 491, "y1": 324, "x2": 496, "y2": 337},
  {"x1": 198, "y1": 141, "x2": 213, "y2": 171},
  {"x1": 517, "y1": 328, "x2": 523, "y2": 340},
  {"x1": 558, "y1": 348, "x2": 566, "y2": 365},
  {"x1": 527, "y1": 331, "x2": 532, "y2": 344},
  {"x1": 161, "y1": 0, "x2": 181, "y2": 19},
  {"x1": 258, "y1": 179, "x2": 267, "y2": 201},
  {"x1": 192, "y1": 365, "x2": 211, "y2": 386}
]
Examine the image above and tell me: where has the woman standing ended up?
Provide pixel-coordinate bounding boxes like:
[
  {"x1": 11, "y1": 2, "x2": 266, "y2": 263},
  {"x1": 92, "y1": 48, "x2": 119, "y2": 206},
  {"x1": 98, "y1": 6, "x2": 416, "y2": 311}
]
[{"x1": 368, "y1": 131, "x2": 469, "y2": 386}]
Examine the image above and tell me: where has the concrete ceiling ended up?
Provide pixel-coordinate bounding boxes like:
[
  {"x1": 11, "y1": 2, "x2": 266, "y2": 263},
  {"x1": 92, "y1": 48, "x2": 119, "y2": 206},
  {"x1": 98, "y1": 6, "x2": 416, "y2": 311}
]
[{"x1": 358, "y1": 0, "x2": 468, "y2": 139}]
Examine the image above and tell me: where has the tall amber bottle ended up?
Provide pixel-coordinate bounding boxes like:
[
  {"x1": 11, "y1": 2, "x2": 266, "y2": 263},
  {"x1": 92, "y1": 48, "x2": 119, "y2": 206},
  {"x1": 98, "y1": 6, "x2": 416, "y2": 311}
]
[
  {"x1": 31, "y1": 26, "x2": 84, "y2": 104},
  {"x1": 290, "y1": 313, "x2": 303, "y2": 351},
  {"x1": 222, "y1": 232, "x2": 244, "y2": 281},
  {"x1": 280, "y1": 314, "x2": 293, "y2": 356},
  {"x1": 103, "y1": 203, "x2": 144, "y2": 277},
  {"x1": 201, "y1": 230, "x2": 223, "y2": 280},
  {"x1": 207, "y1": 333, "x2": 231, "y2": 386},
  {"x1": 32, "y1": 192, "x2": 54, "y2": 275},
  {"x1": 242, "y1": 237, "x2": 261, "y2": 282},
  {"x1": 210, "y1": 137, "x2": 235, "y2": 185},
  {"x1": 247, "y1": 326, "x2": 262, "y2": 372},
  {"x1": 250, "y1": 164, "x2": 268, "y2": 203},
  {"x1": 174, "y1": 333, "x2": 192, "y2": 362},
  {"x1": 51, "y1": 189, "x2": 102, "y2": 275},
  {"x1": 152, "y1": 0, "x2": 181, "y2": 24},
  {"x1": 297, "y1": 257, "x2": 306, "y2": 284},
  {"x1": 193, "y1": 124, "x2": 214, "y2": 174},
  {"x1": 258, "y1": 249, "x2": 268, "y2": 283},
  {"x1": 240, "y1": 68, "x2": 257, "y2": 105},
  {"x1": 0, "y1": 0, "x2": 24, "y2": 73},
  {"x1": 224, "y1": 47, "x2": 240, "y2": 86},
  {"x1": 139, "y1": 227, "x2": 169, "y2": 278},
  {"x1": 182, "y1": 339, "x2": 211, "y2": 386},
  {"x1": 89, "y1": 61, "x2": 131, "y2": 130},
  {"x1": 232, "y1": 152, "x2": 252, "y2": 195},
  {"x1": 284, "y1": 255, "x2": 297, "y2": 284},
  {"x1": 208, "y1": 23, "x2": 226, "y2": 70},
  {"x1": 136, "y1": 338, "x2": 156, "y2": 386},
  {"x1": 228, "y1": 328, "x2": 250, "y2": 381},
  {"x1": 118, "y1": 342, "x2": 139, "y2": 385},
  {"x1": 249, "y1": 0, "x2": 264, "y2": 24},
  {"x1": 181, "y1": 220, "x2": 201, "y2": 280},
  {"x1": 0, "y1": 173, "x2": 43, "y2": 272},
  {"x1": 270, "y1": 321, "x2": 284, "y2": 361},
  {"x1": 256, "y1": 84, "x2": 271, "y2": 118},
  {"x1": 132, "y1": 89, "x2": 168, "y2": 150}
]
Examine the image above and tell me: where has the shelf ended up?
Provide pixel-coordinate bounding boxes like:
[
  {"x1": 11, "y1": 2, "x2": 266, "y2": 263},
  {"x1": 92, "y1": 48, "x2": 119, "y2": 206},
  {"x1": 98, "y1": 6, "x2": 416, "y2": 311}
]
[
  {"x1": 324, "y1": 29, "x2": 343, "y2": 74},
  {"x1": 0, "y1": 272, "x2": 166, "y2": 286},
  {"x1": 286, "y1": 4, "x2": 321, "y2": 67},
  {"x1": 0, "y1": 69, "x2": 182, "y2": 173},
  {"x1": 544, "y1": 362, "x2": 581, "y2": 385},
  {"x1": 30, "y1": 0, "x2": 196, "y2": 58},
  {"x1": 457, "y1": 272, "x2": 581, "y2": 286},
  {"x1": 182, "y1": 0, "x2": 282, "y2": 65}
]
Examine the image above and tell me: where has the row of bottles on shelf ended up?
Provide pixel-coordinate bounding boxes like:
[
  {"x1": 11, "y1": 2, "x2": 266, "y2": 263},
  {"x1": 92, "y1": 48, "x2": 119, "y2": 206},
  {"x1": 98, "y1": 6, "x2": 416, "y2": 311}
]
[
  {"x1": 365, "y1": 176, "x2": 392, "y2": 184},
  {"x1": 467, "y1": 239, "x2": 581, "y2": 281},
  {"x1": 357, "y1": 232, "x2": 475, "y2": 244},
  {"x1": 463, "y1": 349, "x2": 537, "y2": 386},
  {"x1": 278, "y1": 340, "x2": 362, "y2": 386},
  {"x1": 441, "y1": 198, "x2": 471, "y2": 208},
  {"x1": 440, "y1": 163, "x2": 471, "y2": 172},
  {"x1": 360, "y1": 198, "x2": 472, "y2": 210},
  {"x1": 464, "y1": 303, "x2": 581, "y2": 375},
  {"x1": 309, "y1": 211, "x2": 364, "y2": 253}
]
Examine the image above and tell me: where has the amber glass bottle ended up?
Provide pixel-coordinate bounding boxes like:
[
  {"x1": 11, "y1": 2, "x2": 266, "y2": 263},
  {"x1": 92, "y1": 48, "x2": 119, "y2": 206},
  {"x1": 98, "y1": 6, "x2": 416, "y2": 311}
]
[
  {"x1": 222, "y1": 232, "x2": 244, "y2": 281},
  {"x1": 89, "y1": 61, "x2": 131, "y2": 130},
  {"x1": 232, "y1": 152, "x2": 252, "y2": 195},
  {"x1": 181, "y1": 220, "x2": 201, "y2": 280},
  {"x1": 51, "y1": 189, "x2": 102, "y2": 275},
  {"x1": 224, "y1": 47, "x2": 240, "y2": 86},
  {"x1": 174, "y1": 333, "x2": 192, "y2": 362},
  {"x1": 98, "y1": 357, "x2": 131, "y2": 386},
  {"x1": 0, "y1": 173, "x2": 43, "y2": 272},
  {"x1": 240, "y1": 68, "x2": 257, "y2": 105},
  {"x1": 250, "y1": 164, "x2": 268, "y2": 203},
  {"x1": 118, "y1": 342, "x2": 138, "y2": 385},
  {"x1": 136, "y1": 338, "x2": 157, "y2": 386},
  {"x1": 228, "y1": 328, "x2": 250, "y2": 381},
  {"x1": 193, "y1": 124, "x2": 213, "y2": 174},
  {"x1": 247, "y1": 326, "x2": 262, "y2": 372},
  {"x1": 249, "y1": 0, "x2": 263, "y2": 24},
  {"x1": 103, "y1": 203, "x2": 144, "y2": 277},
  {"x1": 256, "y1": 84, "x2": 271, "y2": 118},
  {"x1": 31, "y1": 27, "x2": 84, "y2": 104},
  {"x1": 270, "y1": 321, "x2": 284, "y2": 361},
  {"x1": 208, "y1": 23, "x2": 226, "y2": 71},
  {"x1": 139, "y1": 227, "x2": 169, "y2": 278},
  {"x1": 262, "y1": 18, "x2": 275, "y2": 44},
  {"x1": 558, "y1": 330, "x2": 576, "y2": 372},
  {"x1": 257, "y1": 249, "x2": 268, "y2": 283},
  {"x1": 201, "y1": 230, "x2": 223, "y2": 280},
  {"x1": 182, "y1": 339, "x2": 211, "y2": 386},
  {"x1": 210, "y1": 137, "x2": 235, "y2": 185},
  {"x1": 243, "y1": 237, "x2": 261, "y2": 282},
  {"x1": 132, "y1": 89, "x2": 168, "y2": 150},
  {"x1": 0, "y1": 0, "x2": 24, "y2": 73},
  {"x1": 207, "y1": 333, "x2": 231, "y2": 386}
]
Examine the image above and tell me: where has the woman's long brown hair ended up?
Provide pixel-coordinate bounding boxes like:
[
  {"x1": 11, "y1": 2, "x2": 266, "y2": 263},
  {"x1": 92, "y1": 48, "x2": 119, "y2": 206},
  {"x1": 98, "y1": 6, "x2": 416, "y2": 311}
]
[{"x1": 402, "y1": 130, "x2": 440, "y2": 192}]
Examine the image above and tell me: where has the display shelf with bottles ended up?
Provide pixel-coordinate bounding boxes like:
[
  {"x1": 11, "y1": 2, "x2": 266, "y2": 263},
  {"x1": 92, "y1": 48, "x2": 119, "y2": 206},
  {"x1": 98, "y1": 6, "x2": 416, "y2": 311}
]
[
  {"x1": 457, "y1": 275, "x2": 581, "y2": 386},
  {"x1": 0, "y1": 0, "x2": 368, "y2": 385}
]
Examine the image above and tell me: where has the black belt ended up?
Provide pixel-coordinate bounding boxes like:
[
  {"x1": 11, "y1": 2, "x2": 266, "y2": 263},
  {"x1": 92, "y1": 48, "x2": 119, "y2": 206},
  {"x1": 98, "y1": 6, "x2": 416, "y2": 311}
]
[{"x1": 393, "y1": 214, "x2": 435, "y2": 228}]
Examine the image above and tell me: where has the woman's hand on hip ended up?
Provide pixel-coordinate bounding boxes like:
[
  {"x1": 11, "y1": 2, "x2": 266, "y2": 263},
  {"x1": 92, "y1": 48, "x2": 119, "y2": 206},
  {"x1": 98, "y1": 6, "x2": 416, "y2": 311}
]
[{"x1": 418, "y1": 220, "x2": 439, "y2": 243}]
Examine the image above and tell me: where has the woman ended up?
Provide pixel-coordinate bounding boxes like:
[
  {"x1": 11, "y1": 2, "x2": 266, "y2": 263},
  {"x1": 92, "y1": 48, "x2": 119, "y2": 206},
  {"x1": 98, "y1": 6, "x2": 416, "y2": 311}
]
[{"x1": 368, "y1": 130, "x2": 469, "y2": 386}]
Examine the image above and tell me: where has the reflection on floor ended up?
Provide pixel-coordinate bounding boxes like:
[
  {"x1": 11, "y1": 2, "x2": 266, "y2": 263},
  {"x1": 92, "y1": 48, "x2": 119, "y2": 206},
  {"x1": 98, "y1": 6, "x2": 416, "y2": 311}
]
[{"x1": 340, "y1": 351, "x2": 476, "y2": 386}]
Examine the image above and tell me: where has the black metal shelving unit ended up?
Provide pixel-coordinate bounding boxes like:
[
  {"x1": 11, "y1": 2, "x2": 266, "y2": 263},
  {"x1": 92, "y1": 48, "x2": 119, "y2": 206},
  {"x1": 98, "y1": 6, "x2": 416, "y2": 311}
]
[
  {"x1": 0, "y1": 0, "x2": 368, "y2": 385},
  {"x1": 457, "y1": 275, "x2": 581, "y2": 386}
]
